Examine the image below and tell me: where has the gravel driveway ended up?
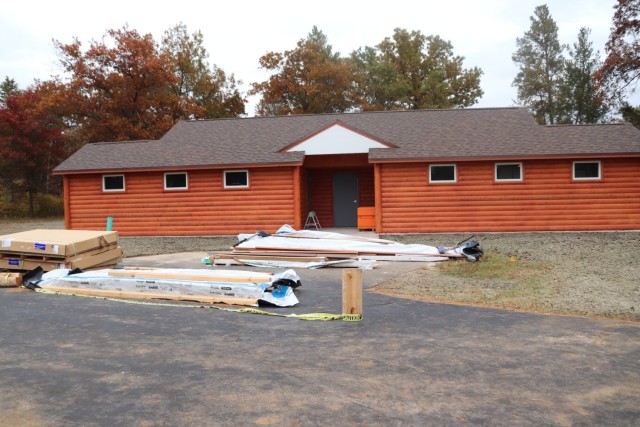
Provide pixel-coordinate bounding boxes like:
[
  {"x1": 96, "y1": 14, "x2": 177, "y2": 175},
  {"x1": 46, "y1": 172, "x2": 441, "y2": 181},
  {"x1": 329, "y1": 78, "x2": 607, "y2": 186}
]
[{"x1": 1, "y1": 219, "x2": 638, "y2": 320}]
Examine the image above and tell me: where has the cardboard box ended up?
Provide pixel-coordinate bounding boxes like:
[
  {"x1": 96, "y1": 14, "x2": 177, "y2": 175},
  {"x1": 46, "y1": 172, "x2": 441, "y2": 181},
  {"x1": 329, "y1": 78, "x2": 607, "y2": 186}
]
[
  {"x1": 69, "y1": 247, "x2": 123, "y2": 270},
  {"x1": 0, "y1": 257, "x2": 64, "y2": 271},
  {"x1": 0, "y1": 243, "x2": 118, "y2": 262},
  {"x1": 0, "y1": 229, "x2": 118, "y2": 257},
  {"x1": 0, "y1": 247, "x2": 123, "y2": 272}
]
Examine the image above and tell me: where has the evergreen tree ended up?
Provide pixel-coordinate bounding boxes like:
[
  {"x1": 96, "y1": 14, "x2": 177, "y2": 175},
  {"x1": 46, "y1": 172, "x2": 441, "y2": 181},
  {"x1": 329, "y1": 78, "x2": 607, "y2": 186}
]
[
  {"x1": 558, "y1": 28, "x2": 609, "y2": 124},
  {"x1": 0, "y1": 76, "x2": 21, "y2": 106},
  {"x1": 161, "y1": 23, "x2": 244, "y2": 119},
  {"x1": 512, "y1": 5, "x2": 565, "y2": 124},
  {"x1": 351, "y1": 46, "x2": 408, "y2": 111},
  {"x1": 620, "y1": 103, "x2": 640, "y2": 128}
]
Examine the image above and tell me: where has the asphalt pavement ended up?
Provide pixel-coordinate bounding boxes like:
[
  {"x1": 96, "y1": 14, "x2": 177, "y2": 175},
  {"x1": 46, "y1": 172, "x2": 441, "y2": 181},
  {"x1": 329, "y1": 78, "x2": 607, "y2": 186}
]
[{"x1": 0, "y1": 254, "x2": 638, "y2": 426}]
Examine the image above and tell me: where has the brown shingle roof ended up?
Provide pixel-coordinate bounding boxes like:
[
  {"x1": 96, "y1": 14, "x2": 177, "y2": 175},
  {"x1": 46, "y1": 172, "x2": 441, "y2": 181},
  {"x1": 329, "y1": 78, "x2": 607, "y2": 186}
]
[
  {"x1": 53, "y1": 107, "x2": 640, "y2": 173},
  {"x1": 541, "y1": 123, "x2": 640, "y2": 155}
]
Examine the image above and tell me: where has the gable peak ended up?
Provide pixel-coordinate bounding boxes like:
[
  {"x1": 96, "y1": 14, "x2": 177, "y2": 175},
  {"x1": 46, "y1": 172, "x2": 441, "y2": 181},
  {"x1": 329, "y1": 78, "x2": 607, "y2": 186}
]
[{"x1": 282, "y1": 121, "x2": 393, "y2": 155}]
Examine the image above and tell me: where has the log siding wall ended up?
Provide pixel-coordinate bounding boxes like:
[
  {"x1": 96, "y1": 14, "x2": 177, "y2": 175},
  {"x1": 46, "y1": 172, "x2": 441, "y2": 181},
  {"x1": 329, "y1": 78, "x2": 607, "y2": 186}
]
[
  {"x1": 358, "y1": 168, "x2": 375, "y2": 207},
  {"x1": 66, "y1": 167, "x2": 297, "y2": 236},
  {"x1": 307, "y1": 170, "x2": 334, "y2": 227},
  {"x1": 63, "y1": 157, "x2": 639, "y2": 235},
  {"x1": 378, "y1": 158, "x2": 640, "y2": 233}
]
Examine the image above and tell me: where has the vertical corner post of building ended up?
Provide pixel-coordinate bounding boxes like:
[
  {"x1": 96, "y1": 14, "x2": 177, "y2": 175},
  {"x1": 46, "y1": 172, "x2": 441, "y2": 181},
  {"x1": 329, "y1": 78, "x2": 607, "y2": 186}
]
[
  {"x1": 63, "y1": 175, "x2": 71, "y2": 230},
  {"x1": 374, "y1": 163, "x2": 382, "y2": 233},
  {"x1": 293, "y1": 165, "x2": 302, "y2": 230}
]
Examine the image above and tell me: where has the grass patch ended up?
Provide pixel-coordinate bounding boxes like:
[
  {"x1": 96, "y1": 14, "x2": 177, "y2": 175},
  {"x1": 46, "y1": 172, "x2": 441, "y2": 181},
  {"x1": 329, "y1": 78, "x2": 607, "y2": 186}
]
[
  {"x1": 432, "y1": 253, "x2": 556, "y2": 310},
  {"x1": 438, "y1": 253, "x2": 541, "y2": 281},
  {"x1": 375, "y1": 252, "x2": 561, "y2": 313}
]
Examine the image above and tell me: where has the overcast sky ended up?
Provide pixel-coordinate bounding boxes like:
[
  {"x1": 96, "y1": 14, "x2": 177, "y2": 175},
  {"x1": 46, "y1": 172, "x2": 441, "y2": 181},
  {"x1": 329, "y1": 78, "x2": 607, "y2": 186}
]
[{"x1": 0, "y1": 0, "x2": 622, "y2": 115}]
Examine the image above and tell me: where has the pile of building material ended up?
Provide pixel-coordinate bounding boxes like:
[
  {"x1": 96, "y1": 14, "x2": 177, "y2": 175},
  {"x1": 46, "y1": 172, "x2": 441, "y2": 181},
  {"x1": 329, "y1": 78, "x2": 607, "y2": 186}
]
[
  {"x1": 209, "y1": 225, "x2": 482, "y2": 269},
  {"x1": 0, "y1": 229, "x2": 122, "y2": 272},
  {"x1": 30, "y1": 267, "x2": 300, "y2": 307},
  {"x1": 1, "y1": 272, "x2": 22, "y2": 287}
]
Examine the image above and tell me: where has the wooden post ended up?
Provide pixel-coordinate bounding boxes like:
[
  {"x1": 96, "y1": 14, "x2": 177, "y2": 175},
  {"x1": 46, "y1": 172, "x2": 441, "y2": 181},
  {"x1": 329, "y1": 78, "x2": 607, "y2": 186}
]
[{"x1": 342, "y1": 269, "x2": 363, "y2": 316}]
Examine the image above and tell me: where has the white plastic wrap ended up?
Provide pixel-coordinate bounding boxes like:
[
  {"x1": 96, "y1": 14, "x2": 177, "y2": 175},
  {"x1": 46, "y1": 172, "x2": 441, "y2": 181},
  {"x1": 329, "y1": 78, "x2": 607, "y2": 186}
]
[
  {"x1": 37, "y1": 268, "x2": 300, "y2": 307},
  {"x1": 237, "y1": 225, "x2": 442, "y2": 256}
]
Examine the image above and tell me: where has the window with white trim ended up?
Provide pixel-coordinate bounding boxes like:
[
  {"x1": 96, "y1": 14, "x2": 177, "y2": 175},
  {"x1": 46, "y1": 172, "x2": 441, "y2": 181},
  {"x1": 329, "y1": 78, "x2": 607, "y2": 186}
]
[
  {"x1": 164, "y1": 172, "x2": 188, "y2": 190},
  {"x1": 224, "y1": 170, "x2": 249, "y2": 188},
  {"x1": 495, "y1": 163, "x2": 523, "y2": 182},
  {"x1": 429, "y1": 164, "x2": 456, "y2": 183},
  {"x1": 573, "y1": 161, "x2": 601, "y2": 180},
  {"x1": 102, "y1": 174, "x2": 125, "y2": 192}
]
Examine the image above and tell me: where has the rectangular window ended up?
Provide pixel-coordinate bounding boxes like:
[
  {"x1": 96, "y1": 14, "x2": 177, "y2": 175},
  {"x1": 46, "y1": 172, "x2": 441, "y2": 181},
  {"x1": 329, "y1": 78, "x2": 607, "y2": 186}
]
[
  {"x1": 164, "y1": 172, "x2": 188, "y2": 190},
  {"x1": 429, "y1": 164, "x2": 456, "y2": 183},
  {"x1": 573, "y1": 161, "x2": 601, "y2": 180},
  {"x1": 102, "y1": 175, "x2": 125, "y2": 192},
  {"x1": 224, "y1": 170, "x2": 249, "y2": 188},
  {"x1": 495, "y1": 163, "x2": 523, "y2": 181}
]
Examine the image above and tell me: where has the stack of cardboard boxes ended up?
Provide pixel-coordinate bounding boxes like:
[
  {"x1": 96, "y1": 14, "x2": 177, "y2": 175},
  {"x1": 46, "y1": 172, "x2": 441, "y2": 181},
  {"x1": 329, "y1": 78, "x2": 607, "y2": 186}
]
[{"x1": 0, "y1": 229, "x2": 122, "y2": 271}]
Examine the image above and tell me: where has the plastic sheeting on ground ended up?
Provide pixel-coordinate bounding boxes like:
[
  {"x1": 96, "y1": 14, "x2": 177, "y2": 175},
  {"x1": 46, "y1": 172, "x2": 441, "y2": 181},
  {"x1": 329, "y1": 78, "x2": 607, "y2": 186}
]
[
  {"x1": 236, "y1": 225, "x2": 448, "y2": 261},
  {"x1": 35, "y1": 268, "x2": 301, "y2": 307}
]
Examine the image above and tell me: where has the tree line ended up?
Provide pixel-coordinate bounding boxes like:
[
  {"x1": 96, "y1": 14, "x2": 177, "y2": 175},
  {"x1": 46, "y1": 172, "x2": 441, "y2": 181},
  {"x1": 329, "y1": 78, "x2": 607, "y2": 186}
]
[
  {"x1": 1, "y1": 1, "x2": 639, "y2": 216},
  {"x1": 513, "y1": 1, "x2": 640, "y2": 126},
  {"x1": 250, "y1": 26, "x2": 483, "y2": 115}
]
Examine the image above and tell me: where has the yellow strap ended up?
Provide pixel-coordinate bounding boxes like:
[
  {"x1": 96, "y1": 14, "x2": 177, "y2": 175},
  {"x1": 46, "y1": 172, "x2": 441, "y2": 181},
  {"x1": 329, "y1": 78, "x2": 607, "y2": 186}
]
[{"x1": 33, "y1": 288, "x2": 362, "y2": 322}]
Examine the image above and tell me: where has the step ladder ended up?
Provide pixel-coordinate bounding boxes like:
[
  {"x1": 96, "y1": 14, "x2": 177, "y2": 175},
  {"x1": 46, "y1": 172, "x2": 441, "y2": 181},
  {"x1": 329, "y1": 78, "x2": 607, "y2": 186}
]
[{"x1": 304, "y1": 211, "x2": 321, "y2": 230}]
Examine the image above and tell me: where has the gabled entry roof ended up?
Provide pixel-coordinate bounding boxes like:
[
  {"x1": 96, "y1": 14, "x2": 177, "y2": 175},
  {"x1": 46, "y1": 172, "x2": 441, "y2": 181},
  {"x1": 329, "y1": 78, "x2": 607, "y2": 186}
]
[
  {"x1": 54, "y1": 108, "x2": 640, "y2": 174},
  {"x1": 282, "y1": 121, "x2": 394, "y2": 155}
]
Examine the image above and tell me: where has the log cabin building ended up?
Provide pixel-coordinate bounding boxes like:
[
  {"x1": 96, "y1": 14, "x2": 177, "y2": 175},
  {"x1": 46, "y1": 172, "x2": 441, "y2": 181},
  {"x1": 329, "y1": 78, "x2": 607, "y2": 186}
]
[{"x1": 53, "y1": 108, "x2": 640, "y2": 236}]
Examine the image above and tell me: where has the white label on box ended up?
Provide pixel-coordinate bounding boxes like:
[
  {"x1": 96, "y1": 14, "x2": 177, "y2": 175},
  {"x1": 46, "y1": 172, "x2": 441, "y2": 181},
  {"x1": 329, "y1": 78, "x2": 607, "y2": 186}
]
[
  {"x1": 2, "y1": 239, "x2": 11, "y2": 248},
  {"x1": 52, "y1": 244, "x2": 59, "y2": 254}
]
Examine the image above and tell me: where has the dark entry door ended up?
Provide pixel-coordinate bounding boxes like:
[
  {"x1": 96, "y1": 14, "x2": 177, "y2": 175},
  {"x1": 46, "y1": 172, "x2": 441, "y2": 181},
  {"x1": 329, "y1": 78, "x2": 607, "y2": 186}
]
[{"x1": 333, "y1": 171, "x2": 359, "y2": 227}]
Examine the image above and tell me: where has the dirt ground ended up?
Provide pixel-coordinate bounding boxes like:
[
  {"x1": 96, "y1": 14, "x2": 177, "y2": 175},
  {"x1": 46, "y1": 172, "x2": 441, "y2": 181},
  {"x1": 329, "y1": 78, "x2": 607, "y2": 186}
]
[
  {"x1": 1, "y1": 219, "x2": 638, "y2": 320},
  {"x1": 380, "y1": 232, "x2": 640, "y2": 321}
]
